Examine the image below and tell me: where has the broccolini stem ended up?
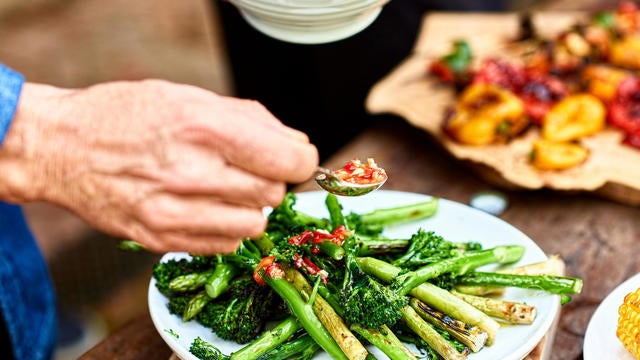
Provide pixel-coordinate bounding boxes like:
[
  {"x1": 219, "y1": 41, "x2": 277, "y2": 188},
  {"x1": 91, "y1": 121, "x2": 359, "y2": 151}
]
[
  {"x1": 168, "y1": 269, "x2": 215, "y2": 292},
  {"x1": 117, "y1": 239, "x2": 145, "y2": 252},
  {"x1": 182, "y1": 290, "x2": 210, "y2": 322},
  {"x1": 497, "y1": 255, "x2": 566, "y2": 276},
  {"x1": 401, "y1": 305, "x2": 467, "y2": 360},
  {"x1": 358, "y1": 198, "x2": 439, "y2": 226},
  {"x1": 262, "y1": 273, "x2": 349, "y2": 360},
  {"x1": 453, "y1": 255, "x2": 566, "y2": 296},
  {"x1": 451, "y1": 290, "x2": 536, "y2": 325},
  {"x1": 392, "y1": 245, "x2": 525, "y2": 296},
  {"x1": 315, "y1": 281, "x2": 417, "y2": 360},
  {"x1": 350, "y1": 324, "x2": 418, "y2": 360},
  {"x1": 316, "y1": 241, "x2": 345, "y2": 260},
  {"x1": 252, "y1": 233, "x2": 276, "y2": 256},
  {"x1": 355, "y1": 236, "x2": 410, "y2": 257},
  {"x1": 288, "y1": 269, "x2": 369, "y2": 360},
  {"x1": 456, "y1": 272, "x2": 583, "y2": 295},
  {"x1": 255, "y1": 334, "x2": 320, "y2": 360},
  {"x1": 230, "y1": 316, "x2": 301, "y2": 360},
  {"x1": 205, "y1": 260, "x2": 238, "y2": 299},
  {"x1": 452, "y1": 284, "x2": 504, "y2": 297},
  {"x1": 409, "y1": 297, "x2": 487, "y2": 352},
  {"x1": 357, "y1": 257, "x2": 500, "y2": 345},
  {"x1": 325, "y1": 193, "x2": 347, "y2": 228}
]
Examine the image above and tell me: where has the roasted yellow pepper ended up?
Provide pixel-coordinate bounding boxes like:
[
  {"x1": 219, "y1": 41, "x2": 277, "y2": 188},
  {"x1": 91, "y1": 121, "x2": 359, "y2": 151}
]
[
  {"x1": 531, "y1": 139, "x2": 589, "y2": 170},
  {"x1": 581, "y1": 64, "x2": 630, "y2": 102},
  {"x1": 542, "y1": 93, "x2": 605, "y2": 142},
  {"x1": 444, "y1": 83, "x2": 528, "y2": 145},
  {"x1": 610, "y1": 34, "x2": 640, "y2": 70}
]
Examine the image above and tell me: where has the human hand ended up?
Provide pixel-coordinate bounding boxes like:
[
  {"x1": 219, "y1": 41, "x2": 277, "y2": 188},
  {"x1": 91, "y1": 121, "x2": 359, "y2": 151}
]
[{"x1": 0, "y1": 80, "x2": 318, "y2": 254}]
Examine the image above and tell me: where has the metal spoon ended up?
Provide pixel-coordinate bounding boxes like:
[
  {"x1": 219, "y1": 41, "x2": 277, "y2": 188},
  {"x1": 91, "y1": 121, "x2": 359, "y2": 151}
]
[{"x1": 314, "y1": 166, "x2": 387, "y2": 197}]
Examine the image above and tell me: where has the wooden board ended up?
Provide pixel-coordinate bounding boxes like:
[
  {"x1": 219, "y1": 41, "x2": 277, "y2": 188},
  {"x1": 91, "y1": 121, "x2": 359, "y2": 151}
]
[{"x1": 366, "y1": 12, "x2": 640, "y2": 206}]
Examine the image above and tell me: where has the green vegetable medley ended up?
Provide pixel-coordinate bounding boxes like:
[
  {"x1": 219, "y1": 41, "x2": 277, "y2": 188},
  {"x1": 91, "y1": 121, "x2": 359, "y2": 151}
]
[{"x1": 152, "y1": 192, "x2": 582, "y2": 360}]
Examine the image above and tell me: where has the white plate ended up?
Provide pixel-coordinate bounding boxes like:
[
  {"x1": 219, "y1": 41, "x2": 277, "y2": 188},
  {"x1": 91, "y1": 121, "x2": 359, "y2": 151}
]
[
  {"x1": 584, "y1": 272, "x2": 640, "y2": 360},
  {"x1": 149, "y1": 190, "x2": 560, "y2": 360}
]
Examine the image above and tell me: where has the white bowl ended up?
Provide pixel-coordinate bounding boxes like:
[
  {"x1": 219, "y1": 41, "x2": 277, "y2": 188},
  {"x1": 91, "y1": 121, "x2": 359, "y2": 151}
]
[{"x1": 227, "y1": 0, "x2": 389, "y2": 44}]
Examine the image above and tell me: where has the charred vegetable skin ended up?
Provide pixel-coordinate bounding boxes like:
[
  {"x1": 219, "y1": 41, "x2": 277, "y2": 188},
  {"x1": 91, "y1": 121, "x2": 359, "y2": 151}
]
[
  {"x1": 152, "y1": 192, "x2": 583, "y2": 360},
  {"x1": 430, "y1": 3, "x2": 640, "y2": 171},
  {"x1": 443, "y1": 83, "x2": 529, "y2": 145}
]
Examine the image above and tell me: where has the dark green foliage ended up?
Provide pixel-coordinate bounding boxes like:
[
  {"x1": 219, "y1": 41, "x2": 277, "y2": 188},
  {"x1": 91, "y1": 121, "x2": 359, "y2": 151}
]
[
  {"x1": 336, "y1": 235, "x2": 408, "y2": 329},
  {"x1": 196, "y1": 275, "x2": 279, "y2": 344},
  {"x1": 339, "y1": 262, "x2": 408, "y2": 329},
  {"x1": 392, "y1": 229, "x2": 481, "y2": 269},
  {"x1": 266, "y1": 192, "x2": 330, "y2": 242},
  {"x1": 189, "y1": 337, "x2": 229, "y2": 360},
  {"x1": 256, "y1": 334, "x2": 320, "y2": 360},
  {"x1": 166, "y1": 294, "x2": 190, "y2": 316},
  {"x1": 346, "y1": 212, "x2": 384, "y2": 237},
  {"x1": 153, "y1": 257, "x2": 215, "y2": 296}
]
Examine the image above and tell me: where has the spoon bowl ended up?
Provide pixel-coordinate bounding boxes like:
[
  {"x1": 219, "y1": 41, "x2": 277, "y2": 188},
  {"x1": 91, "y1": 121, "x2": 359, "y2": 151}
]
[{"x1": 314, "y1": 166, "x2": 387, "y2": 196}]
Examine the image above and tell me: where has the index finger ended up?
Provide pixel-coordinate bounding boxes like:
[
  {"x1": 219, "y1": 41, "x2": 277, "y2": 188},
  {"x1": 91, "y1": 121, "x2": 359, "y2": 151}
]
[{"x1": 189, "y1": 97, "x2": 320, "y2": 183}]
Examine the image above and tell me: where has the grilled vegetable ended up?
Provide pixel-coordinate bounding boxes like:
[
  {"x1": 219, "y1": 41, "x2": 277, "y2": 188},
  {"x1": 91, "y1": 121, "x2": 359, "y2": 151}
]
[
  {"x1": 444, "y1": 83, "x2": 528, "y2": 145},
  {"x1": 542, "y1": 93, "x2": 606, "y2": 142},
  {"x1": 581, "y1": 64, "x2": 630, "y2": 102},
  {"x1": 617, "y1": 287, "x2": 640, "y2": 359},
  {"x1": 530, "y1": 139, "x2": 589, "y2": 170}
]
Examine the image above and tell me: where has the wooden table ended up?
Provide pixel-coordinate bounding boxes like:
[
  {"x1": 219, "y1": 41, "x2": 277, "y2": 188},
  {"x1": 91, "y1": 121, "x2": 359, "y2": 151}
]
[{"x1": 80, "y1": 117, "x2": 640, "y2": 360}]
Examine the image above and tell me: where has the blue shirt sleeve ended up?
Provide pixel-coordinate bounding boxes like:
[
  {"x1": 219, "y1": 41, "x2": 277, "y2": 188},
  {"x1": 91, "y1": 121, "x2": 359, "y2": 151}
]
[{"x1": 0, "y1": 64, "x2": 24, "y2": 146}]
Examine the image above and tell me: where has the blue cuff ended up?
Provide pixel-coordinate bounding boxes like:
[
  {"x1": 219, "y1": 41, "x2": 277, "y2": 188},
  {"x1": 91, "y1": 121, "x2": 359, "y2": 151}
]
[{"x1": 0, "y1": 64, "x2": 24, "y2": 146}]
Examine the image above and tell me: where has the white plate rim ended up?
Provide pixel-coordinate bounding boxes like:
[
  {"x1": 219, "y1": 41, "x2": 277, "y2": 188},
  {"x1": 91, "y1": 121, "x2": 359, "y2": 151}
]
[
  {"x1": 148, "y1": 190, "x2": 560, "y2": 360},
  {"x1": 583, "y1": 272, "x2": 640, "y2": 360}
]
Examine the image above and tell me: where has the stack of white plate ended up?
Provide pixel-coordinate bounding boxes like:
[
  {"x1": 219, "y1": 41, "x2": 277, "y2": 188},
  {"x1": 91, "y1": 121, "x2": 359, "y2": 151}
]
[{"x1": 227, "y1": 0, "x2": 391, "y2": 44}]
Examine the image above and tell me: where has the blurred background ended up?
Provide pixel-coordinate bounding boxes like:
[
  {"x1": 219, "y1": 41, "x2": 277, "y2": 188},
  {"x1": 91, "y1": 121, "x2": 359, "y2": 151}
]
[
  {"x1": 3, "y1": 1, "x2": 232, "y2": 358},
  {"x1": 0, "y1": 0, "x2": 616, "y2": 358}
]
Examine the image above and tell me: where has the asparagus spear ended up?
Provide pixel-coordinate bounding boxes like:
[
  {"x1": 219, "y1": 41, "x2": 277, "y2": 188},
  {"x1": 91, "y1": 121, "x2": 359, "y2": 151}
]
[
  {"x1": 456, "y1": 272, "x2": 583, "y2": 295},
  {"x1": 391, "y1": 246, "x2": 525, "y2": 296},
  {"x1": 287, "y1": 268, "x2": 369, "y2": 360},
  {"x1": 454, "y1": 255, "x2": 566, "y2": 296},
  {"x1": 357, "y1": 257, "x2": 500, "y2": 345},
  {"x1": 409, "y1": 297, "x2": 488, "y2": 352},
  {"x1": 451, "y1": 290, "x2": 537, "y2": 325},
  {"x1": 401, "y1": 305, "x2": 467, "y2": 360}
]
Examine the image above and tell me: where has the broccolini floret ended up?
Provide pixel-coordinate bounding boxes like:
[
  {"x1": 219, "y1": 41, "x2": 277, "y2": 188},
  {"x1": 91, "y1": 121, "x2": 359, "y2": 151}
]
[
  {"x1": 322, "y1": 194, "x2": 408, "y2": 329},
  {"x1": 338, "y1": 259, "x2": 408, "y2": 329},
  {"x1": 266, "y1": 192, "x2": 330, "y2": 242},
  {"x1": 189, "y1": 337, "x2": 229, "y2": 360},
  {"x1": 196, "y1": 275, "x2": 278, "y2": 344},
  {"x1": 391, "y1": 229, "x2": 481, "y2": 269},
  {"x1": 153, "y1": 257, "x2": 215, "y2": 296}
]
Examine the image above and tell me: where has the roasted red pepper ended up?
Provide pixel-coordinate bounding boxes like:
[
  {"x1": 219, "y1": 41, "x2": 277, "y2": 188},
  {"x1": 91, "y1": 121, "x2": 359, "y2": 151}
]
[
  {"x1": 472, "y1": 58, "x2": 567, "y2": 124},
  {"x1": 288, "y1": 226, "x2": 350, "y2": 247},
  {"x1": 253, "y1": 256, "x2": 283, "y2": 286},
  {"x1": 608, "y1": 76, "x2": 640, "y2": 148},
  {"x1": 333, "y1": 158, "x2": 387, "y2": 185},
  {"x1": 293, "y1": 254, "x2": 328, "y2": 283}
]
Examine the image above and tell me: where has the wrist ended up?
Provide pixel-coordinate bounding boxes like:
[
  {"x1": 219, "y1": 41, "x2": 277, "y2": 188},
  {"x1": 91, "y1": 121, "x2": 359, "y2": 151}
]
[{"x1": 0, "y1": 82, "x2": 68, "y2": 202}]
